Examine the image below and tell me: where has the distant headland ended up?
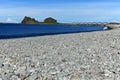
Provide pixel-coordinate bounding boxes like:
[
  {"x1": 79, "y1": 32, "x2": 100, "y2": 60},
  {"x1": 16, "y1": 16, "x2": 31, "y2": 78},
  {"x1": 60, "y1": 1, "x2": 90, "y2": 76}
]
[
  {"x1": 20, "y1": 16, "x2": 120, "y2": 29},
  {"x1": 0, "y1": 16, "x2": 120, "y2": 29}
]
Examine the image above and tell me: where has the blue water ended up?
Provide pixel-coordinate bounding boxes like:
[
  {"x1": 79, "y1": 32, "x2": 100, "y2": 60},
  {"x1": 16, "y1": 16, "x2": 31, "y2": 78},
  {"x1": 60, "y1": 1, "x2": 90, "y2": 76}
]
[{"x1": 0, "y1": 24, "x2": 106, "y2": 39}]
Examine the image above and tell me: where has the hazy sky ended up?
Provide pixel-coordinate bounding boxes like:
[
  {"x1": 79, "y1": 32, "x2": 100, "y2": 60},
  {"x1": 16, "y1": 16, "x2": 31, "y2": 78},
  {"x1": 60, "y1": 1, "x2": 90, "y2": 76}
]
[{"x1": 0, "y1": 0, "x2": 120, "y2": 23}]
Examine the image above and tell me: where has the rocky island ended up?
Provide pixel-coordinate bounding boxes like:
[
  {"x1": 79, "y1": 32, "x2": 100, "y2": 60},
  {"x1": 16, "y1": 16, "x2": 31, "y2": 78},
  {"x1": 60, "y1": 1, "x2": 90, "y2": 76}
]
[
  {"x1": 44, "y1": 17, "x2": 57, "y2": 23},
  {"x1": 21, "y1": 16, "x2": 39, "y2": 24},
  {"x1": 21, "y1": 16, "x2": 58, "y2": 24}
]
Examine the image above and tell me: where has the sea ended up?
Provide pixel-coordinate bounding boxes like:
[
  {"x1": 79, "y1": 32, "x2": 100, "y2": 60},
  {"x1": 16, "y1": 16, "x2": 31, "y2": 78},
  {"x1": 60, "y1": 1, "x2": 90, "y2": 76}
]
[{"x1": 0, "y1": 24, "x2": 107, "y2": 39}]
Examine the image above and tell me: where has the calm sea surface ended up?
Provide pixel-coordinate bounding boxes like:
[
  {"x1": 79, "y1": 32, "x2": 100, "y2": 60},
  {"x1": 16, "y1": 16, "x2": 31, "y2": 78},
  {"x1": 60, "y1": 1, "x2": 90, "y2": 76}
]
[{"x1": 0, "y1": 24, "x2": 106, "y2": 39}]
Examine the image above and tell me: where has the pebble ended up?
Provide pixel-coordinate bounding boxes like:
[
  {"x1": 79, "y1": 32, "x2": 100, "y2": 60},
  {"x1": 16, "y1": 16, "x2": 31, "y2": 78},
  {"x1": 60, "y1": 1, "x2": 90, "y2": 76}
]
[{"x1": 0, "y1": 28, "x2": 120, "y2": 80}]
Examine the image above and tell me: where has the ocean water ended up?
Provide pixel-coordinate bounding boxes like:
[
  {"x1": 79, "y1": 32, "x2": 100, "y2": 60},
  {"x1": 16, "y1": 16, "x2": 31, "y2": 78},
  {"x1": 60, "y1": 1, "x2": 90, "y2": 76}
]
[{"x1": 0, "y1": 24, "x2": 106, "y2": 39}]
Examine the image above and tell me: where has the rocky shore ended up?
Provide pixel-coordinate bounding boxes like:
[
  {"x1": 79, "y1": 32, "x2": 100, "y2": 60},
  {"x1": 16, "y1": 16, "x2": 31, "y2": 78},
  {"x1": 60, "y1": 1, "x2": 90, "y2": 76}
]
[
  {"x1": 105, "y1": 22, "x2": 120, "y2": 29},
  {"x1": 0, "y1": 29, "x2": 120, "y2": 80}
]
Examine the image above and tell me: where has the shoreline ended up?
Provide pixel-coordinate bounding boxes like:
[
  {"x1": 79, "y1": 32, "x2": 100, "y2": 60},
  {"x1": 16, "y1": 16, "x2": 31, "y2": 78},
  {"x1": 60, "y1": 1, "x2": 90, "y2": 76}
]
[{"x1": 0, "y1": 29, "x2": 120, "y2": 79}]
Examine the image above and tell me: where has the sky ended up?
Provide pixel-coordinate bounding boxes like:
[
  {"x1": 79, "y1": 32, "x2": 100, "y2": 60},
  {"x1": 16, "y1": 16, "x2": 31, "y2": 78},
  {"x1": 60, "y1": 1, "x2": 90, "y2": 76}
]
[{"x1": 0, "y1": 0, "x2": 120, "y2": 23}]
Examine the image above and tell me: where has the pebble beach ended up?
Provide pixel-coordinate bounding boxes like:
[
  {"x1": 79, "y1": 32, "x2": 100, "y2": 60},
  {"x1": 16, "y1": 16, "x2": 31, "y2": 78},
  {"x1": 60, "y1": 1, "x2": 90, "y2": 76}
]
[{"x1": 0, "y1": 29, "x2": 120, "y2": 80}]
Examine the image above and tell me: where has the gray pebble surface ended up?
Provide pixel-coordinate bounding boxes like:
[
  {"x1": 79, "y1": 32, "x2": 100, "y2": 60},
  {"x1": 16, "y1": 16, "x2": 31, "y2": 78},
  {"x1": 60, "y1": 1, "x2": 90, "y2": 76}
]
[{"x1": 0, "y1": 29, "x2": 120, "y2": 80}]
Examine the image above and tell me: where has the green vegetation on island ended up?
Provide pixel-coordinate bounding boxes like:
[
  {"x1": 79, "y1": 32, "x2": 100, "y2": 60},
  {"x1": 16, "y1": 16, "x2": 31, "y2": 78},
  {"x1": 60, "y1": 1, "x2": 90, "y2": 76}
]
[
  {"x1": 21, "y1": 16, "x2": 39, "y2": 24},
  {"x1": 44, "y1": 17, "x2": 57, "y2": 23},
  {"x1": 21, "y1": 16, "x2": 58, "y2": 24}
]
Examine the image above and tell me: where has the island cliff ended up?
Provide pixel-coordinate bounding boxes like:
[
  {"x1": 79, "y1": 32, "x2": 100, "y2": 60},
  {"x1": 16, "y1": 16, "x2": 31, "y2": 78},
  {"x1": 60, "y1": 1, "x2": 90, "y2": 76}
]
[
  {"x1": 44, "y1": 17, "x2": 57, "y2": 23},
  {"x1": 21, "y1": 16, "x2": 39, "y2": 24}
]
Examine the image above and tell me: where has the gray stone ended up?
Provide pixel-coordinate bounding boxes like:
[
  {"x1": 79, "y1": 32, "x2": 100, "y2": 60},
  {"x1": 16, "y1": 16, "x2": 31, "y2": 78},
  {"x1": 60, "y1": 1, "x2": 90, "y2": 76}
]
[
  {"x1": 26, "y1": 73, "x2": 38, "y2": 80},
  {"x1": 0, "y1": 28, "x2": 120, "y2": 80}
]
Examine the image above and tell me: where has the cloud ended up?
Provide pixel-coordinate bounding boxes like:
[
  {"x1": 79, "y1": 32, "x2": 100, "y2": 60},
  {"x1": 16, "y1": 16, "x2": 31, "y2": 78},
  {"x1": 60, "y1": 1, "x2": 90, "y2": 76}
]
[
  {"x1": 0, "y1": 2, "x2": 120, "y2": 22},
  {"x1": 0, "y1": 2, "x2": 120, "y2": 17},
  {"x1": 5, "y1": 18, "x2": 18, "y2": 23}
]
